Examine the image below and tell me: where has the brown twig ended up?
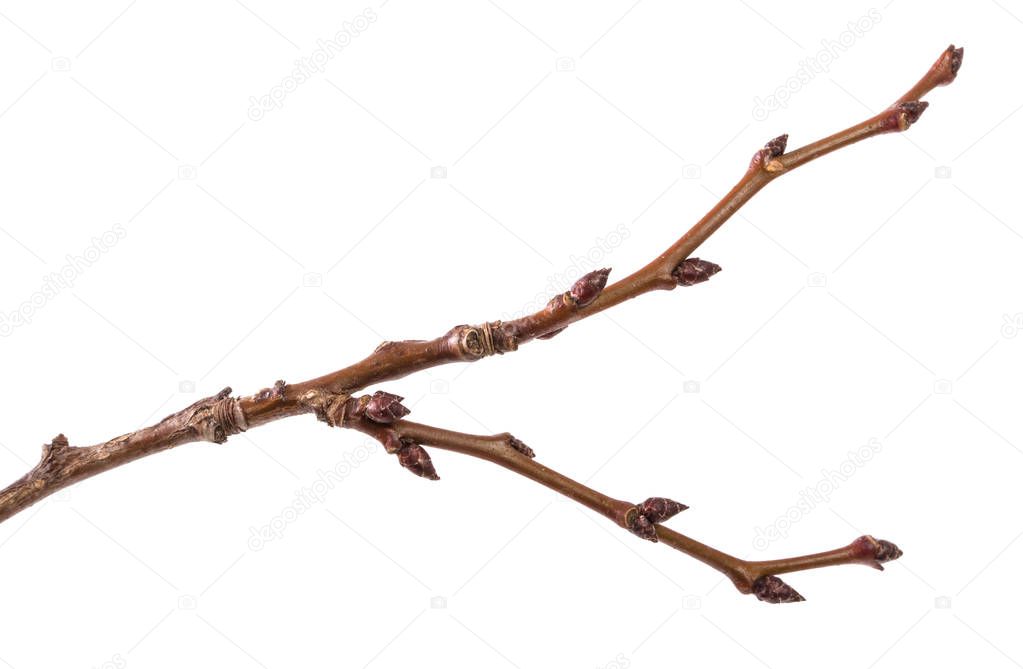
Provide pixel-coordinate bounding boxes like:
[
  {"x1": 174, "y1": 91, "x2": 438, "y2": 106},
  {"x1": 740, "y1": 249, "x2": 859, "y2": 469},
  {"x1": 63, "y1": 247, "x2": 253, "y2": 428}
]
[
  {"x1": 337, "y1": 396, "x2": 903, "y2": 603},
  {"x1": 0, "y1": 45, "x2": 962, "y2": 602}
]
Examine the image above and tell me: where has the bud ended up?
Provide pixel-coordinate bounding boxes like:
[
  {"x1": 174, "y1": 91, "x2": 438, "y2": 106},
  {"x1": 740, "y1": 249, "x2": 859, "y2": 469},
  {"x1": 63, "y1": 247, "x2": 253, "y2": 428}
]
[
  {"x1": 881, "y1": 101, "x2": 929, "y2": 133},
  {"x1": 764, "y1": 133, "x2": 788, "y2": 158},
  {"x1": 898, "y1": 101, "x2": 928, "y2": 127},
  {"x1": 672, "y1": 258, "x2": 721, "y2": 286},
  {"x1": 874, "y1": 538, "x2": 903, "y2": 563},
  {"x1": 628, "y1": 512, "x2": 658, "y2": 542},
  {"x1": 365, "y1": 391, "x2": 410, "y2": 424},
  {"x1": 749, "y1": 134, "x2": 788, "y2": 169},
  {"x1": 948, "y1": 45, "x2": 964, "y2": 77},
  {"x1": 751, "y1": 575, "x2": 805, "y2": 604},
  {"x1": 569, "y1": 268, "x2": 611, "y2": 307},
  {"x1": 397, "y1": 442, "x2": 439, "y2": 480},
  {"x1": 508, "y1": 436, "x2": 535, "y2": 458},
  {"x1": 851, "y1": 535, "x2": 903, "y2": 570},
  {"x1": 638, "y1": 497, "x2": 688, "y2": 523}
]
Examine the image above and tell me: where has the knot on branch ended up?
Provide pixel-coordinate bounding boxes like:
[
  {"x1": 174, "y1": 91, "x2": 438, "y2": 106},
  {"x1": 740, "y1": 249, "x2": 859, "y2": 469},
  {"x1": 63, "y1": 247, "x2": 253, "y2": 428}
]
[
  {"x1": 254, "y1": 379, "x2": 287, "y2": 402},
  {"x1": 751, "y1": 575, "x2": 805, "y2": 604},
  {"x1": 672, "y1": 258, "x2": 721, "y2": 287},
  {"x1": 187, "y1": 388, "x2": 249, "y2": 444},
  {"x1": 41, "y1": 433, "x2": 71, "y2": 461},
  {"x1": 626, "y1": 497, "x2": 688, "y2": 541},
  {"x1": 300, "y1": 389, "x2": 352, "y2": 427},
  {"x1": 454, "y1": 321, "x2": 519, "y2": 360},
  {"x1": 749, "y1": 134, "x2": 788, "y2": 171}
]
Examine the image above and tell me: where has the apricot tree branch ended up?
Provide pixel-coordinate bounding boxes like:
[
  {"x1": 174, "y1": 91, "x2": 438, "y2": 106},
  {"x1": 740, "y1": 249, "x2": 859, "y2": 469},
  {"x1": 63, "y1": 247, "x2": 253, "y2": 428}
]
[
  {"x1": 0, "y1": 45, "x2": 962, "y2": 603},
  {"x1": 334, "y1": 393, "x2": 902, "y2": 603}
]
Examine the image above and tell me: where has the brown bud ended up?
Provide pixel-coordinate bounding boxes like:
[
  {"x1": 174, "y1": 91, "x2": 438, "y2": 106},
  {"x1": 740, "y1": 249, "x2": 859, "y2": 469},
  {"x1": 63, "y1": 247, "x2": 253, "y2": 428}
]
[
  {"x1": 874, "y1": 538, "x2": 903, "y2": 563},
  {"x1": 851, "y1": 535, "x2": 903, "y2": 570},
  {"x1": 537, "y1": 327, "x2": 566, "y2": 340},
  {"x1": 638, "y1": 497, "x2": 688, "y2": 524},
  {"x1": 898, "y1": 101, "x2": 928, "y2": 127},
  {"x1": 569, "y1": 268, "x2": 611, "y2": 307},
  {"x1": 365, "y1": 391, "x2": 410, "y2": 424},
  {"x1": 751, "y1": 575, "x2": 805, "y2": 604},
  {"x1": 945, "y1": 45, "x2": 961, "y2": 77},
  {"x1": 397, "y1": 442, "x2": 439, "y2": 480},
  {"x1": 508, "y1": 436, "x2": 535, "y2": 458},
  {"x1": 749, "y1": 134, "x2": 788, "y2": 169},
  {"x1": 628, "y1": 512, "x2": 658, "y2": 542},
  {"x1": 672, "y1": 258, "x2": 721, "y2": 286},
  {"x1": 765, "y1": 133, "x2": 788, "y2": 157},
  {"x1": 881, "y1": 101, "x2": 929, "y2": 133}
]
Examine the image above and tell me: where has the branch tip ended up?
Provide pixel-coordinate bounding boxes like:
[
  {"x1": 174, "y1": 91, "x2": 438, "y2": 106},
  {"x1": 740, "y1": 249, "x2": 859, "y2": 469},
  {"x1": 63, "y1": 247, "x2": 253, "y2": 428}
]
[
  {"x1": 751, "y1": 575, "x2": 805, "y2": 604},
  {"x1": 849, "y1": 534, "x2": 903, "y2": 571},
  {"x1": 948, "y1": 44, "x2": 964, "y2": 77},
  {"x1": 672, "y1": 257, "x2": 721, "y2": 286}
]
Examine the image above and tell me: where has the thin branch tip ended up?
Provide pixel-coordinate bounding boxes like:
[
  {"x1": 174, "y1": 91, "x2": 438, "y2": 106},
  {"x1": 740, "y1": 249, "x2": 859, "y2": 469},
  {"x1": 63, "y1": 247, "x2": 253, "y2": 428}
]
[{"x1": 948, "y1": 44, "x2": 964, "y2": 77}]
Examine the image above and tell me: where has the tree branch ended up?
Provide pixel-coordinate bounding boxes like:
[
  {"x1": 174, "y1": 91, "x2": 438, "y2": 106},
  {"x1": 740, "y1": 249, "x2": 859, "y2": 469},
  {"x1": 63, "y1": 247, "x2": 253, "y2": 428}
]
[
  {"x1": 0, "y1": 45, "x2": 962, "y2": 602},
  {"x1": 327, "y1": 391, "x2": 903, "y2": 603}
]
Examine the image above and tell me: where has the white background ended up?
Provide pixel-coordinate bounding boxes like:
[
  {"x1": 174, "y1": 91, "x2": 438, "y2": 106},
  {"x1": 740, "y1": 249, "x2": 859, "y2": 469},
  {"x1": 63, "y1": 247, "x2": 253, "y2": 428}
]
[{"x1": 0, "y1": 1, "x2": 1019, "y2": 667}]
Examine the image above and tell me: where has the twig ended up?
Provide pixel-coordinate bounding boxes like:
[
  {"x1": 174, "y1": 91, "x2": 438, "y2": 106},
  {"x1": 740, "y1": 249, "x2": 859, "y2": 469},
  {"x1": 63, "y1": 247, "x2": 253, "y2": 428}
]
[
  {"x1": 340, "y1": 404, "x2": 903, "y2": 603},
  {"x1": 0, "y1": 45, "x2": 963, "y2": 603}
]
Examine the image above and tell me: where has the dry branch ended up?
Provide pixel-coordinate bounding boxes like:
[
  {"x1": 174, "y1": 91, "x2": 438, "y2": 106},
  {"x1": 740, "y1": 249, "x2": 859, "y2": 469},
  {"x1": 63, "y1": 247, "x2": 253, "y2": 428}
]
[{"x1": 0, "y1": 45, "x2": 963, "y2": 603}]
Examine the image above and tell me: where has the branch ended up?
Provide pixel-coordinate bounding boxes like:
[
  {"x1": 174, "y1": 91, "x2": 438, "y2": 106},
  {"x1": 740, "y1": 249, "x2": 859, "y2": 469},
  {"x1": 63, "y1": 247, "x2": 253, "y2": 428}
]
[
  {"x1": 334, "y1": 391, "x2": 902, "y2": 603},
  {"x1": 0, "y1": 45, "x2": 962, "y2": 602}
]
